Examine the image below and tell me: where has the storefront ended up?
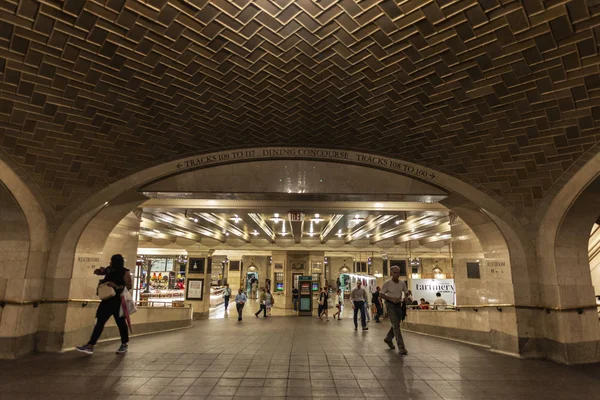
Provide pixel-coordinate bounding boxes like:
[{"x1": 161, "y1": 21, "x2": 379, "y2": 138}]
[
  {"x1": 136, "y1": 255, "x2": 187, "y2": 307},
  {"x1": 338, "y1": 273, "x2": 377, "y2": 299}
]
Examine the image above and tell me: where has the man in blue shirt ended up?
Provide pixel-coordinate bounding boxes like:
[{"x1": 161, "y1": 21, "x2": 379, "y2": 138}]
[{"x1": 235, "y1": 288, "x2": 247, "y2": 321}]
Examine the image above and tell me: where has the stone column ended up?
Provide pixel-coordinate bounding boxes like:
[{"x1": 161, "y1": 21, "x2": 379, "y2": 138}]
[
  {"x1": 272, "y1": 251, "x2": 288, "y2": 309},
  {"x1": 226, "y1": 255, "x2": 243, "y2": 294},
  {"x1": 186, "y1": 251, "x2": 214, "y2": 319}
]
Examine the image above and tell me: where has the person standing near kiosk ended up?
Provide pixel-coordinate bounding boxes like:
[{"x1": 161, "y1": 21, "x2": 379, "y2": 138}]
[{"x1": 380, "y1": 265, "x2": 408, "y2": 354}]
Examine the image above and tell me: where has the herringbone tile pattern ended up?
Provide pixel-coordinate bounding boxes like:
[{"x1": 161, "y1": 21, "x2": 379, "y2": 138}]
[{"x1": 1, "y1": 0, "x2": 599, "y2": 213}]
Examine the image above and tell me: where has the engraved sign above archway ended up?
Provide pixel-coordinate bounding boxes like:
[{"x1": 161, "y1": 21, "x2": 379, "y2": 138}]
[{"x1": 142, "y1": 156, "x2": 447, "y2": 203}]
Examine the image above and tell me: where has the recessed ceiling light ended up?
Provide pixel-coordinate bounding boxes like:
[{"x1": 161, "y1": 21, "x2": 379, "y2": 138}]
[{"x1": 251, "y1": 230, "x2": 259, "y2": 236}]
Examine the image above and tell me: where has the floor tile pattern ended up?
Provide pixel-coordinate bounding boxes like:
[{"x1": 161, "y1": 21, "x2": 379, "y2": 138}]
[
  {"x1": 1, "y1": 307, "x2": 599, "y2": 399},
  {"x1": 1, "y1": 1, "x2": 600, "y2": 214}
]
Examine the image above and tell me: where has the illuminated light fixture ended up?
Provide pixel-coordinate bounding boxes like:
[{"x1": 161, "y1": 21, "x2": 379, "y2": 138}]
[
  {"x1": 230, "y1": 214, "x2": 241, "y2": 223},
  {"x1": 312, "y1": 213, "x2": 324, "y2": 223},
  {"x1": 308, "y1": 232, "x2": 315, "y2": 237},
  {"x1": 436, "y1": 233, "x2": 441, "y2": 236},
  {"x1": 352, "y1": 214, "x2": 365, "y2": 223},
  {"x1": 251, "y1": 230, "x2": 259, "y2": 236},
  {"x1": 395, "y1": 219, "x2": 405, "y2": 225},
  {"x1": 336, "y1": 229, "x2": 343, "y2": 237},
  {"x1": 366, "y1": 234, "x2": 371, "y2": 238},
  {"x1": 270, "y1": 213, "x2": 283, "y2": 223}
]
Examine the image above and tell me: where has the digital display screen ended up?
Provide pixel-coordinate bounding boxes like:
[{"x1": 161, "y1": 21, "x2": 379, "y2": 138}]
[
  {"x1": 300, "y1": 282, "x2": 311, "y2": 295},
  {"x1": 312, "y1": 283, "x2": 319, "y2": 291},
  {"x1": 276, "y1": 283, "x2": 283, "y2": 291}
]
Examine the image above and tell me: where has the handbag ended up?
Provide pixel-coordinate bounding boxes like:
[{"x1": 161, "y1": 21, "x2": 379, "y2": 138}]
[{"x1": 97, "y1": 283, "x2": 116, "y2": 300}]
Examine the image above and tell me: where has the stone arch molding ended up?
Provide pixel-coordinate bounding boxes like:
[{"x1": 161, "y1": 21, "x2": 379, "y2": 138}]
[
  {"x1": 0, "y1": 158, "x2": 48, "y2": 358},
  {"x1": 49, "y1": 146, "x2": 529, "y2": 286},
  {"x1": 42, "y1": 147, "x2": 532, "y2": 356}
]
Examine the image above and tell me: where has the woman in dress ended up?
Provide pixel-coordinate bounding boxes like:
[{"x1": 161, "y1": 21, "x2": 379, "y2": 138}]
[{"x1": 332, "y1": 288, "x2": 343, "y2": 320}]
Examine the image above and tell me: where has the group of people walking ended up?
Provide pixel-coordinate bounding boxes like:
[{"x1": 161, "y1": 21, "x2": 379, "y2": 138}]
[
  {"x1": 222, "y1": 284, "x2": 274, "y2": 321},
  {"x1": 74, "y1": 254, "x2": 410, "y2": 358}
]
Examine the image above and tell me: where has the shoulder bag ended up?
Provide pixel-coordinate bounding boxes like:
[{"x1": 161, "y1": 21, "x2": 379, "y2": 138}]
[{"x1": 97, "y1": 283, "x2": 116, "y2": 300}]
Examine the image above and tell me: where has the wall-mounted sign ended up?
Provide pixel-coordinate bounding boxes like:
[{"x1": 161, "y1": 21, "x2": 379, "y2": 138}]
[
  {"x1": 174, "y1": 148, "x2": 437, "y2": 182},
  {"x1": 186, "y1": 278, "x2": 204, "y2": 300},
  {"x1": 487, "y1": 261, "x2": 506, "y2": 267},
  {"x1": 288, "y1": 212, "x2": 304, "y2": 222},
  {"x1": 291, "y1": 262, "x2": 305, "y2": 270},
  {"x1": 411, "y1": 279, "x2": 455, "y2": 305},
  {"x1": 188, "y1": 258, "x2": 205, "y2": 274}
]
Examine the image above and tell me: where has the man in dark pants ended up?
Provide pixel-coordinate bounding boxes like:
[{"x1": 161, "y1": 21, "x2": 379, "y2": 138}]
[
  {"x1": 255, "y1": 288, "x2": 268, "y2": 318},
  {"x1": 350, "y1": 281, "x2": 369, "y2": 331},
  {"x1": 292, "y1": 287, "x2": 299, "y2": 312},
  {"x1": 223, "y1": 283, "x2": 231, "y2": 311},
  {"x1": 380, "y1": 265, "x2": 408, "y2": 354},
  {"x1": 235, "y1": 288, "x2": 247, "y2": 321},
  {"x1": 372, "y1": 286, "x2": 383, "y2": 322}
]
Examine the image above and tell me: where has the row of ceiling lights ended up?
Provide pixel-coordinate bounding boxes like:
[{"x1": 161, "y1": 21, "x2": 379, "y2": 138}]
[{"x1": 156, "y1": 213, "x2": 433, "y2": 240}]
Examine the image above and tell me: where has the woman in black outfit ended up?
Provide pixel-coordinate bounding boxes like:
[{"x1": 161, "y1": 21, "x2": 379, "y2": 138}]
[
  {"x1": 318, "y1": 287, "x2": 330, "y2": 321},
  {"x1": 76, "y1": 254, "x2": 133, "y2": 355}
]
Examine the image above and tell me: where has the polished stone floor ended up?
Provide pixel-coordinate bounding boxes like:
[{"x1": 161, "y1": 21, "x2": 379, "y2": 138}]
[{"x1": 1, "y1": 302, "x2": 599, "y2": 399}]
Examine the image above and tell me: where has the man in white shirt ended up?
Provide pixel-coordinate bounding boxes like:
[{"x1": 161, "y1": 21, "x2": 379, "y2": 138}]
[
  {"x1": 235, "y1": 289, "x2": 248, "y2": 321},
  {"x1": 433, "y1": 292, "x2": 448, "y2": 310},
  {"x1": 350, "y1": 281, "x2": 369, "y2": 331},
  {"x1": 380, "y1": 265, "x2": 408, "y2": 354}
]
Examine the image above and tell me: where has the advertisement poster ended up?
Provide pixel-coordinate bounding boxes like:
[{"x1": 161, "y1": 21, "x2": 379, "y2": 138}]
[
  {"x1": 186, "y1": 278, "x2": 204, "y2": 300},
  {"x1": 411, "y1": 279, "x2": 455, "y2": 305}
]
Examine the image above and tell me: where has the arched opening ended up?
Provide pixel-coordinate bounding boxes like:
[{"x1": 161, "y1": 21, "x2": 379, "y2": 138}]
[
  {"x1": 591, "y1": 220, "x2": 600, "y2": 302},
  {"x1": 0, "y1": 158, "x2": 48, "y2": 359},
  {"x1": 534, "y1": 149, "x2": 600, "y2": 364},
  {"x1": 41, "y1": 148, "x2": 531, "y2": 357}
]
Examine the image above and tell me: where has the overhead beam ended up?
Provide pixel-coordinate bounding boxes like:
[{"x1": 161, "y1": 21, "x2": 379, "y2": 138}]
[
  {"x1": 143, "y1": 212, "x2": 225, "y2": 242},
  {"x1": 320, "y1": 214, "x2": 344, "y2": 243},
  {"x1": 140, "y1": 219, "x2": 204, "y2": 241},
  {"x1": 140, "y1": 199, "x2": 448, "y2": 213},
  {"x1": 345, "y1": 215, "x2": 396, "y2": 244},
  {"x1": 289, "y1": 216, "x2": 305, "y2": 244},
  {"x1": 247, "y1": 213, "x2": 276, "y2": 243},
  {"x1": 193, "y1": 212, "x2": 250, "y2": 242},
  {"x1": 393, "y1": 219, "x2": 451, "y2": 245}
]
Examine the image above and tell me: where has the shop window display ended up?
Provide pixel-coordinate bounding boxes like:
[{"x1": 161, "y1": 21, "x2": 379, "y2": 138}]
[{"x1": 138, "y1": 256, "x2": 186, "y2": 307}]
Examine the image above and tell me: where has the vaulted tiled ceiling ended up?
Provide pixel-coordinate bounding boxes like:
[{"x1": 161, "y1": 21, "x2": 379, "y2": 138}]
[{"x1": 1, "y1": 0, "x2": 600, "y2": 215}]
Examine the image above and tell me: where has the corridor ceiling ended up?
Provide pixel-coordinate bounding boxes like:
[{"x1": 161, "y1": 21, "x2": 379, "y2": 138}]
[
  {"x1": 139, "y1": 208, "x2": 451, "y2": 245},
  {"x1": 1, "y1": 0, "x2": 600, "y2": 215}
]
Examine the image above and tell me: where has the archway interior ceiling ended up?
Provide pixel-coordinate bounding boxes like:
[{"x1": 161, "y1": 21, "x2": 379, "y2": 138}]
[
  {"x1": 139, "y1": 201, "x2": 452, "y2": 248},
  {"x1": 1, "y1": 0, "x2": 600, "y2": 215}
]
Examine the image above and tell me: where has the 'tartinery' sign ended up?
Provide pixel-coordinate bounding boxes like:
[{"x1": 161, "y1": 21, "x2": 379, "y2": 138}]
[
  {"x1": 174, "y1": 148, "x2": 437, "y2": 182},
  {"x1": 411, "y1": 279, "x2": 455, "y2": 305}
]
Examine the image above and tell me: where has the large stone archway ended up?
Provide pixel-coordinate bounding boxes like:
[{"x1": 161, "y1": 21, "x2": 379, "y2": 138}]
[
  {"x1": 37, "y1": 147, "x2": 536, "y2": 358},
  {"x1": 0, "y1": 158, "x2": 48, "y2": 358},
  {"x1": 534, "y1": 151, "x2": 600, "y2": 364}
]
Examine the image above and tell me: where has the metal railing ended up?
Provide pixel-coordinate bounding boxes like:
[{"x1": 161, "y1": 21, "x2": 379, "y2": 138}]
[
  {"x1": 405, "y1": 303, "x2": 599, "y2": 314},
  {"x1": 0, "y1": 298, "x2": 191, "y2": 308}
]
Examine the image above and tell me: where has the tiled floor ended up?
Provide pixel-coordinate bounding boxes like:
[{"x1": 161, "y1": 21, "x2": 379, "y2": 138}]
[{"x1": 1, "y1": 301, "x2": 599, "y2": 399}]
